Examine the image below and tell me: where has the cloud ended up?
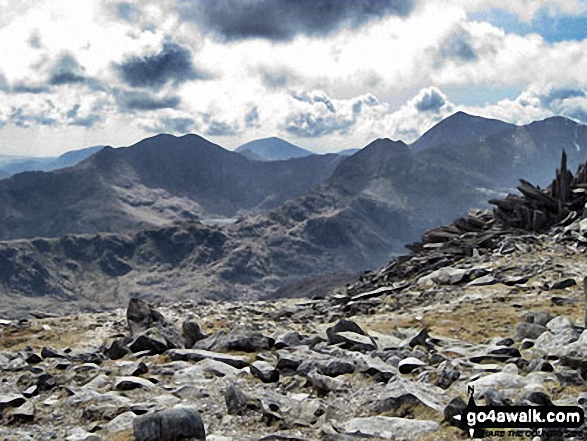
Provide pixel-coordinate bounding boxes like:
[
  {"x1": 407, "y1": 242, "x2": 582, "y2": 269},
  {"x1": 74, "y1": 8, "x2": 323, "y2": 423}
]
[
  {"x1": 116, "y1": 42, "x2": 208, "y2": 89},
  {"x1": 292, "y1": 91, "x2": 336, "y2": 113},
  {"x1": 48, "y1": 53, "x2": 86, "y2": 85},
  {"x1": 204, "y1": 119, "x2": 239, "y2": 136},
  {"x1": 9, "y1": 107, "x2": 58, "y2": 128},
  {"x1": 439, "y1": 28, "x2": 477, "y2": 62},
  {"x1": 11, "y1": 83, "x2": 51, "y2": 94},
  {"x1": 177, "y1": 0, "x2": 416, "y2": 41},
  {"x1": 260, "y1": 67, "x2": 296, "y2": 89},
  {"x1": 415, "y1": 88, "x2": 447, "y2": 113},
  {"x1": 538, "y1": 88, "x2": 585, "y2": 107},
  {"x1": 144, "y1": 116, "x2": 197, "y2": 133},
  {"x1": 116, "y1": 90, "x2": 181, "y2": 111},
  {"x1": 245, "y1": 106, "x2": 260, "y2": 128},
  {"x1": 115, "y1": 2, "x2": 141, "y2": 22},
  {"x1": 284, "y1": 112, "x2": 356, "y2": 137},
  {"x1": 28, "y1": 29, "x2": 42, "y2": 49},
  {"x1": 352, "y1": 94, "x2": 378, "y2": 114},
  {"x1": 69, "y1": 114, "x2": 103, "y2": 128}
]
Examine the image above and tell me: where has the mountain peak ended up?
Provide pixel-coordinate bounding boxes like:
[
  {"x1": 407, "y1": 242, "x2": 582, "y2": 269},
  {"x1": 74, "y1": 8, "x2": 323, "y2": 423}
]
[
  {"x1": 411, "y1": 111, "x2": 514, "y2": 151},
  {"x1": 236, "y1": 137, "x2": 313, "y2": 161}
]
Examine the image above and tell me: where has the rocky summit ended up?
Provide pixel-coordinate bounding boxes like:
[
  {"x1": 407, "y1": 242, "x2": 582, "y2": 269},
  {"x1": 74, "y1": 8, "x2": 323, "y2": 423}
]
[{"x1": 3, "y1": 205, "x2": 587, "y2": 440}]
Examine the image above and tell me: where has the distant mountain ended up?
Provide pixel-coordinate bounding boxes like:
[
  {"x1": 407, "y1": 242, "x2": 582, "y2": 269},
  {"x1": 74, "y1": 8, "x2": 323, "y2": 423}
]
[
  {"x1": 0, "y1": 145, "x2": 104, "y2": 177},
  {"x1": 236, "y1": 137, "x2": 313, "y2": 161},
  {"x1": 419, "y1": 115, "x2": 587, "y2": 189},
  {"x1": 337, "y1": 148, "x2": 361, "y2": 156},
  {"x1": 410, "y1": 111, "x2": 515, "y2": 151},
  {"x1": 0, "y1": 134, "x2": 343, "y2": 240}
]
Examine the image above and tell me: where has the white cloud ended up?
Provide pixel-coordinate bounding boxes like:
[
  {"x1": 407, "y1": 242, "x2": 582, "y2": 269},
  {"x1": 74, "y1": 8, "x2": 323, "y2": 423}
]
[{"x1": 0, "y1": 0, "x2": 586, "y2": 155}]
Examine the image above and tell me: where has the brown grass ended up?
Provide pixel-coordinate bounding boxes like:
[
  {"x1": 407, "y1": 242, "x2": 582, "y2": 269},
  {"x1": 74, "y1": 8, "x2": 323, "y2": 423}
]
[{"x1": 107, "y1": 429, "x2": 135, "y2": 441}]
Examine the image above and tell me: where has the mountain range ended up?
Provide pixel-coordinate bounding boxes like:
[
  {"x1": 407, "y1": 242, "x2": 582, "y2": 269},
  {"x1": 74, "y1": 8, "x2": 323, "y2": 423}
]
[
  {"x1": 0, "y1": 135, "x2": 343, "y2": 240},
  {"x1": 0, "y1": 145, "x2": 104, "y2": 178},
  {"x1": 1, "y1": 111, "x2": 587, "y2": 317}
]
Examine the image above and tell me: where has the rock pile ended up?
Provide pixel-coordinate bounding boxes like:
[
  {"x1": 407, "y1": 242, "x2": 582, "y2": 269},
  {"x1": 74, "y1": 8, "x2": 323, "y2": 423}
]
[{"x1": 2, "y1": 256, "x2": 587, "y2": 441}]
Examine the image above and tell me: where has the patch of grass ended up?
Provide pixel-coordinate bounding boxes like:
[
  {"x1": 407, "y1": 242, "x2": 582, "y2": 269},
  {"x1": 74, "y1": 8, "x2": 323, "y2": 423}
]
[{"x1": 107, "y1": 429, "x2": 135, "y2": 441}]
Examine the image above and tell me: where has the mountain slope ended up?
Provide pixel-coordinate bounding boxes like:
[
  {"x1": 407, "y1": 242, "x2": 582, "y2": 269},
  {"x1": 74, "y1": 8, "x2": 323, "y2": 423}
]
[
  {"x1": 410, "y1": 111, "x2": 515, "y2": 151},
  {"x1": 0, "y1": 134, "x2": 343, "y2": 240},
  {"x1": 236, "y1": 137, "x2": 313, "y2": 161}
]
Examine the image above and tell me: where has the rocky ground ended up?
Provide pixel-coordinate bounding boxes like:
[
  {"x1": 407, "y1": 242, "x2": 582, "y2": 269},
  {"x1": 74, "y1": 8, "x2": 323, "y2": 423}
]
[{"x1": 2, "y1": 218, "x2": 587, "y2": 440}]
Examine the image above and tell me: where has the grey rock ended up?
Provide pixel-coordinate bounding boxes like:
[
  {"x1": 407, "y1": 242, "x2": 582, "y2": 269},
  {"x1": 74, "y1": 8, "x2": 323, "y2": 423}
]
[
  {"x1": 435, "y1": 360, "x2": 460, "y2": 389},
  {"x1": 514, "y1": 322, "x2": 547, "y2": 341},
  {"x1": 65, "y1": 428, "x2": 103, "y2": 441},
  {"x1": 7, "y1": 401, "x2": 35, "y2": 423},
  {"x1": 133, "y1": 407, "x2": 205, "y2": 441},
  {"x1": 127, "y1": 297, "x2": 164, "y2": 335},
  {"x1": 377, "y1": 376, "x2": 446, "y2": 414},
  {"x1": 195, "y1": 329, "x2": 274, "y2": 353},
  {"x1": 322, "y1": 360, "x2": 355, "y2": 377},
  {"x1": 521, "y1": 310, "x2": 553, "y2": 327},
  {"x1": 355, "y1": 354, "x2": 399, "y2": 382},
  {"x1": 483, "y1": 388, "x2": 511, "y2": 406},
  {"x1": 167, "y1": 349, "x2": 250, "y2": 369},
  {"x1": 326, "y1": 319, "x2": 366, "y2": 344},
  {"x1": 225, "y1": 384, "x2": 254, "y2": 415},
  {"x1": 117, "y1": 361, "x2": 148, "y2": 377},
  {"x1": 114, "y1": 376, "x2": 154, "y2": 391},
  {"x1": 250, "y1": 360, "x2": 279, "y2": 383},
  {"x1": 550, "y1": 278, "x2": 577, "y2": 290},
  {"x1": 398, "y1": 357, "x2": 427, "y2": 374},
  {"x1": 546, "y1": 315, "x2": 576, "y2": 332},
  {"x1": 41, "y1": 346, "x2": 67, "y2": 359},
  {"x1": 338, "y1": 416, "x2": 438, "y2": 439},
  {"x1": 128, "y1": 332, "x2": 169, "y2": 355},
  {"x1": 182, "y1": 320, "x2": 208, "y2": 348},
  {"x1": 305, "y1": 368, "x2": 343, "y2": 396},
  {"x1": 329, "y1": 331, "x2": 376, "y2": 352},
  {"x1": 174, "y1": 359, "x2": 241, "y2": 382},
  {"x1": 105, "y1": 339, "x2": 132, "y2": 360},
  {"x1": 106, "y1": 411, "x2": 136, "y2": 434},
  {"x1": 524, "y1": 359, "x2": 554, "y2": 373},
  {"x1": 533, "y1": 328, "x2": 579, "y2": 357},
  {"x1": 444, "y1": 397, "x2": 466, "y2": 427},
  {"x1": 126, "y1": 298, "x2": 183, "y2": 349},
  {"x1": 0, "y1": 394, "x2": 26, "y2": 410}
]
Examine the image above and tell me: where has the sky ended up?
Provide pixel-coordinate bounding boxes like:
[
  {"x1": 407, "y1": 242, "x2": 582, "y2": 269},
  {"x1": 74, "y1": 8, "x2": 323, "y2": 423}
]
[{"x1": 1, "y1": 0, "x2": 587, "y2": 156}]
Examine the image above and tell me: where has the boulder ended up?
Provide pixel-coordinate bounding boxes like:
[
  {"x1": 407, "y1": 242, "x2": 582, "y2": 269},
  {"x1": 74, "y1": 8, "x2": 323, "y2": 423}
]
[
  {"x1": 133, "y1": 407, "x2": 205, "y2": 441},
  {"x1": 398, "y1": 357, "x2": 427, "y2": 374},
  {"x1": 167, "y1": 349, "x2": 250, "y2": 369},
  {"x1": 126, "y1": 298, "x2": 183, "y2": 349},
  {"x1": 195, "y1": 330, "x2": 274, "y2": 353},
  {"x1": 182, "y1": 321, "x2": 208, "y2": 348},
  {"x1": 377, "y1": 377, "x2": 446, "y2": 414},
  {"x1": 114, "y1": 376, "x2": 154, "y2": 391},
  {"x1": 514, "y1": 322, "x2": 547, "y2": 341},
  {"x1": 250, "y1": 360, "x2": 279, "y2": 383}
]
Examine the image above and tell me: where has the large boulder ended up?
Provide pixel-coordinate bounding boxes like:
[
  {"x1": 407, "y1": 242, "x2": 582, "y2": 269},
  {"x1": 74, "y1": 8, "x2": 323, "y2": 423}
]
[
  {"x1": 133, "y1": 407, "x2": 205, "y2": 441},
  {"x1": 126, "y1": 298, "x2": 183, "y2": 349}
]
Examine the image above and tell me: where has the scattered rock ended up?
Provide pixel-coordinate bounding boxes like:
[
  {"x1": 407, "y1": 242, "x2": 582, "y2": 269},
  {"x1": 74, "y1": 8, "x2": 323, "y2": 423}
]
[{"x1": 133, "y1": 407, "x2": 206, "y2": 441}]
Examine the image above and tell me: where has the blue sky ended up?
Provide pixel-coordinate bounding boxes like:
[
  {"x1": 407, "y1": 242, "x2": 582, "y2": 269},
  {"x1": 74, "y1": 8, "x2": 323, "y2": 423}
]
[
  {"x1": 0, "y1": 0, "x2": 586, "y2": 156},
  {"x1": 472, "y1": 7, "x2": 587, "y2": 43}
]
